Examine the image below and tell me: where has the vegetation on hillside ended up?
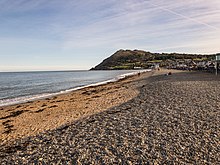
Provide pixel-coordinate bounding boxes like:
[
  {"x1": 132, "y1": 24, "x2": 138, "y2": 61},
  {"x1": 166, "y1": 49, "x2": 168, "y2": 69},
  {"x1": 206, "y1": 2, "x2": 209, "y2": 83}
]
[{"x1": 91, "y1": 49, "x2": 216, "y2": 70}]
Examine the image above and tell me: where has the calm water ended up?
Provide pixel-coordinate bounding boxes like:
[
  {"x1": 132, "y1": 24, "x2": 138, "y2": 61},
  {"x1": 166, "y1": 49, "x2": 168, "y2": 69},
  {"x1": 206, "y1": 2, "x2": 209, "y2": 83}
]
[{"x1": 0, "y1": 70, "x2": 149, "y2": 106}]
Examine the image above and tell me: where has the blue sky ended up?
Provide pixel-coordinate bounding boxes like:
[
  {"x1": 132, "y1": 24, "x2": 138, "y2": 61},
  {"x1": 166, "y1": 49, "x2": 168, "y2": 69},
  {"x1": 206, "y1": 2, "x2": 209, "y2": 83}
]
[{"x1": 0, "y1": 0, "x2": 220, "y2": 71}]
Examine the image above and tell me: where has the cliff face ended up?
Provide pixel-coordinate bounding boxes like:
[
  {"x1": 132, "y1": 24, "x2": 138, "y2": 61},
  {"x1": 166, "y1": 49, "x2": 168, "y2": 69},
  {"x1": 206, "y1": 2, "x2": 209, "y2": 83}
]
[{"x1": 91, "y1": 49, "x2": 215, "y2": 70}]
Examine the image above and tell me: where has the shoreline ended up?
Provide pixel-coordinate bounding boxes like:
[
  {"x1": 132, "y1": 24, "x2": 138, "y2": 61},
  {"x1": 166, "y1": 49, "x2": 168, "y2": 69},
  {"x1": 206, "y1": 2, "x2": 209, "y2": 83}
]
[
  {"x1": 0, "y1": 69, "x2": 155, "y2": 145},
  {"x1": 1, "y1": 69, "x2": 219, "y2": 163},
  {"x1": 0, "y1": 70, "x2": 150, "y2": 107}
]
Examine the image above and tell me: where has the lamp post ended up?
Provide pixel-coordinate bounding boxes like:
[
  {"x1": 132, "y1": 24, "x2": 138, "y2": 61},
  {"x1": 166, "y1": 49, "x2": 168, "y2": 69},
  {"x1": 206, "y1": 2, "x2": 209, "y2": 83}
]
[{"x1": 216, "y1": 55, "x2": 220, "y2": 76}]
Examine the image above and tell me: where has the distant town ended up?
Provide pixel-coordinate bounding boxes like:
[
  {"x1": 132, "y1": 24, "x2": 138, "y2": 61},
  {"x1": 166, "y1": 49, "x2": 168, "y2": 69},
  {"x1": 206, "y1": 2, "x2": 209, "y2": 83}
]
[{"x1": 152, "y1": 58, "x2": 218, "y2": 72}]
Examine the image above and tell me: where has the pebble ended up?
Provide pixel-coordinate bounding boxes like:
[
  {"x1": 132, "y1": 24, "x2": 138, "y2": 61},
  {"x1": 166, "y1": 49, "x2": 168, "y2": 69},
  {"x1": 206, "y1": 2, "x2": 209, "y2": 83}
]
[{"x1": 0, "y1": 71, "x2": 219, "y2": 164}]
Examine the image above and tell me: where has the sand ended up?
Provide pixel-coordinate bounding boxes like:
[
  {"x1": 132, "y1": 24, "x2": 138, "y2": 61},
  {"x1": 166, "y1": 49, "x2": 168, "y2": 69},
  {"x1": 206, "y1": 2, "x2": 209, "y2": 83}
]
[
  {"x1": 0, "y1": 71, "x2": 154, "y2": 145},
  {"x1": 0, "y1": 69, "x2": 219, "y2": 164}
]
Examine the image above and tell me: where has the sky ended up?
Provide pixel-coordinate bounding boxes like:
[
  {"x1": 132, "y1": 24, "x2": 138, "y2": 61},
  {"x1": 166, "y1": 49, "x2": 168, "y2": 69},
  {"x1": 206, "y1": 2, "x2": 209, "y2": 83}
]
[{"x1": 0, "y1": 0, "x2": 220, "y2": 71}]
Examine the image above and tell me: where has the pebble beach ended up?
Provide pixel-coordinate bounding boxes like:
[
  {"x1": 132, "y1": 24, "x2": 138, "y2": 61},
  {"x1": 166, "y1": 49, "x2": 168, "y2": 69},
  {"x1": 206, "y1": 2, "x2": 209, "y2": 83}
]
[{"x1": 0, "y1": 69, "x2": 219, "y2": 164}]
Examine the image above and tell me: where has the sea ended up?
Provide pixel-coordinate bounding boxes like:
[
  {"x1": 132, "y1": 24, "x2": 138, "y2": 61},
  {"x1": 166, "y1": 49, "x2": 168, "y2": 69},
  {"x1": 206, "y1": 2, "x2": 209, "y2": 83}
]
[{"x1": 0, "y1": 70, "x2": 150, "y2": 107}]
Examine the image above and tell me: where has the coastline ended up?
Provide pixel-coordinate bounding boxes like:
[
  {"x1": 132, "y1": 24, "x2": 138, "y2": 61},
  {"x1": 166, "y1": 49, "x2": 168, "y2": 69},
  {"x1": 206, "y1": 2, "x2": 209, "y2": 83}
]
[
  {"x1": 0, "y1": 70, "x2": 150, "y2": 107},
  {"x1": 0, "y1": 70, "x2": 153, "y2": 145},
  {"x1": 0, "y1": 69, "x2": 219, "y2": 163}
]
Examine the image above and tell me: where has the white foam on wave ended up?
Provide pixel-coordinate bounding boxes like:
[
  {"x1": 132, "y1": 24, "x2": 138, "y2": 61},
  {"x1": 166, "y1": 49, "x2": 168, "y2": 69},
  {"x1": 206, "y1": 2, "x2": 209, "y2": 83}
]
[{"x1": 0, "y1": 69, "x2": 151, "y2": 107}]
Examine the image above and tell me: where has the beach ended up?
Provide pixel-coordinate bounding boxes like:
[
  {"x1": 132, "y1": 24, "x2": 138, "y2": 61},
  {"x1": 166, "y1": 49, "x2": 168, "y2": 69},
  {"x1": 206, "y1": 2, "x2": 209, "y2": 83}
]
[
  {"x1": 0, "y1": 71, "x2": 153, "y2": 145},
  {"x1": 0, "y1": 69, "x2": 220, "y2": 164}
]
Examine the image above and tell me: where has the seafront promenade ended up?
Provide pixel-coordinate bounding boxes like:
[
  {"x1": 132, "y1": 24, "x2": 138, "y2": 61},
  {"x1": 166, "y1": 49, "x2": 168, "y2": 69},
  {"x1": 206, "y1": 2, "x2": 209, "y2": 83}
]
[{"x1": 0, "y1": 70, "x2": 219, "y2": 164}]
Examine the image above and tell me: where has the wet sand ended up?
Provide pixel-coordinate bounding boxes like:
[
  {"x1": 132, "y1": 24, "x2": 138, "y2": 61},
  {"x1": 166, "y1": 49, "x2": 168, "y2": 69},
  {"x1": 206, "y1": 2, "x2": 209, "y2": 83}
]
[{"x1": 0, "y1": 69, "x2": 219, "y2": 164}]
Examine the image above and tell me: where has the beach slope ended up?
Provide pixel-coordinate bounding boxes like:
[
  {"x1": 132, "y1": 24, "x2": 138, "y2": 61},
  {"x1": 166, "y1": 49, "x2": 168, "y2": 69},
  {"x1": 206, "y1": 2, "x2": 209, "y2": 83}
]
[
  {"x1": 0, "y1": 71, "x2": 152, "y2": 144},
  {"x1": 0, "y1": 70, "x2": 219, "y2": 164}
]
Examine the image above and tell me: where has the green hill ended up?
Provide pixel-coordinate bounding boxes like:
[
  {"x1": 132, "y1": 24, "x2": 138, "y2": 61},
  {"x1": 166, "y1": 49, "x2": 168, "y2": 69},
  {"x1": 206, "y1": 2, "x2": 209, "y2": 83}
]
[{"x1": 91, "y1": 49, "x2": 215, "y2": 70}]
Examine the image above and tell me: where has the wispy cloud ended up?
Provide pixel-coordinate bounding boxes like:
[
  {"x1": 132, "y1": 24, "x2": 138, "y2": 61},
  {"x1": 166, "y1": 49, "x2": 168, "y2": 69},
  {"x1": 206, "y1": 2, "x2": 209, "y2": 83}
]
[
  {"x1": 60, "y1": 0, "x2": 220, "y2": 53},
  {"x1": 0, "y1": 0, "x2": 220, "y2": 71},
  {"x1": 147, "y1": 1, "x2": 219, "y2": 30}
]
